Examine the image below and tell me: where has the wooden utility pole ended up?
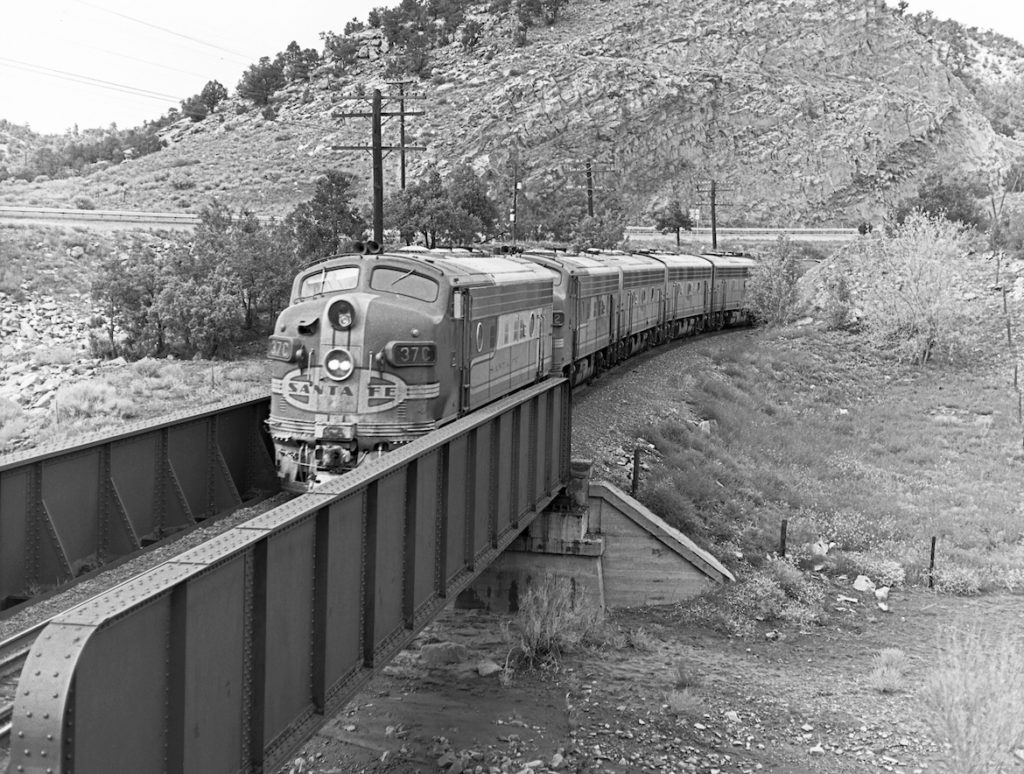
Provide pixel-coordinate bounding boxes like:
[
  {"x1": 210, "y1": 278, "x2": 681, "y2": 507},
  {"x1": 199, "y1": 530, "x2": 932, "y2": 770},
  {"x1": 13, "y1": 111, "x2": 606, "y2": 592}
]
[
  {"x1": 332, "y1": 87, "x2": 425, "y2": 244},
  {"x1": 511, "y1": 155, "x2": 520, "y2": 245},
  {"x1": 387, "y1": 80, "x2": 414, "y2": 189},
  {"x1": 585, "y1": 160, "x2": 594, "y2": 217},
  {"x1": 710, "y1": 179, "x2": 717, "y2": 249},
  {"x1": 568, "y1": 158, "x2": 617, "y2": 218},
  {"x1": 696, "y1": 178, "x2": 733, "y2": 250}
]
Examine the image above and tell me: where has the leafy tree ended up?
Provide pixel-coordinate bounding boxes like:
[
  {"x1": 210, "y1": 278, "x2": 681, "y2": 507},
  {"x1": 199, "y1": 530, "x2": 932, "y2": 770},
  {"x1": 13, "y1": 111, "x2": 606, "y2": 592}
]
[
  {"x1": 385, "y1": 32, "x2": 433, "y2": 77},
  {"x1": 93, "y1": 204, "x2": 305, "y2": 359},
  {"x1": 321, "y1": 31, "x2": 361, "y2": 68},
  {"x1": 387, "y1": 166, "x2": 500, "y2": 247},
  {"x1": 237, "y1": 56, "x2": 286, "y2": 105},
  {"x1": 344, "y1": 17, "x2": 365, "y2": 34},
  {"x1": 461, "y1": 19, "x2": 482, "y2": 50},
  {"x1": 652, "y1": 200, "x2": 694, "y2": 247},
  {"x1": 522, "y1": 0, "x2": 567, "y2": 25},
  {"x1": 279, "y1": 41, "x2": 320, "y2": 82},
  {"x1": 199, "y1": 80, "x2": 228, "y2": 111},
  {"x1": 179, "y1": 94, "x2": 209, "y2": 122},
  {"x1": 570, "y1": 214, "x2": 624, "y2": 250},
  {"x1": 285, "y1": 171, "x2": 368, "y2": 259},
  {"x1": 427, "y1": 0, "x2": 465, "y2": 41},
  {"x1": 746, "y1": 236, "x2": 802, "y2": 326},
  {"x1": 830, "y1": 213, "x2": 979, "y2": 364},
  {"x1": 92, "y1": 239, "x2": 171, "y2": 357},
  {"x1": 448, "y1": 164, "x2": 500, "y2": 234},
  {"x1": 893, "y1": 171, "x2": 986, "y2": 228},
  {"x1": 972, "y1": 77, "x2": 1024, "y2": 138}
]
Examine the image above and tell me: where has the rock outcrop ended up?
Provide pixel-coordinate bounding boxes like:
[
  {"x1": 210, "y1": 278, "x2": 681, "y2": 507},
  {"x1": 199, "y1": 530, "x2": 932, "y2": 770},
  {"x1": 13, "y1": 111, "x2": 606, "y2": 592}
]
[{"x1": 2, "y1": 0, "x2": 1023, "y2": 225}]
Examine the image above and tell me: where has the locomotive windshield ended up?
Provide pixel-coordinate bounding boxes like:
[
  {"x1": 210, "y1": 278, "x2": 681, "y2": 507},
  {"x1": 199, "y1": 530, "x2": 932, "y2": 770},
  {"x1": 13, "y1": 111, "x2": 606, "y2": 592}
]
[
  {"x1": 370, "y1": 267, "x2": 439, "y2": 302},
  {"x1": 297, "y1": 266, "x2": 359, "y2": 299}
]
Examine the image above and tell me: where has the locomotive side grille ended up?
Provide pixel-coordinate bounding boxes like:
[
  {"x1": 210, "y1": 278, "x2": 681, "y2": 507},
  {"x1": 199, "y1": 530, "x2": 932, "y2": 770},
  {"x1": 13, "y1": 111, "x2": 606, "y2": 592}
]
[
  {"x1": 267, "y1": 416, "x2": 315, "y2": 436},
  {"x1": 360, "y1": 420, "x2": 436, "y2": 436}
]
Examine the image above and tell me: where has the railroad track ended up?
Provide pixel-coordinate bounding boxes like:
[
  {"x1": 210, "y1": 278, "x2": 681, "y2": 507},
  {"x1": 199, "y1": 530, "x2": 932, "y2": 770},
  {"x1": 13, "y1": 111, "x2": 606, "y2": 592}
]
[
  {"x1": 0, "y1": 205, "x2": 276, "y2": 228},
  {"x1": 0, "y1": 621, "x2": 49, "y2": 752}
]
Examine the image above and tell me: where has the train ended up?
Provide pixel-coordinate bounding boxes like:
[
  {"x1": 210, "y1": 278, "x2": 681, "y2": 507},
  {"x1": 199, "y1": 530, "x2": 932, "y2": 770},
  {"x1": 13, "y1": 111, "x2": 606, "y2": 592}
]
[{"x1": 266, "y1": 244, "x2": 757, "y2": 491}]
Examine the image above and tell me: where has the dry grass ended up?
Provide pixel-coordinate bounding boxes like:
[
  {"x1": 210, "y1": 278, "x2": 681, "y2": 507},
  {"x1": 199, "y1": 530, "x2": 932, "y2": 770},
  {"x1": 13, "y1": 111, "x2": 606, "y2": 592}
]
[
  {"x1": 924, "y1": 626, "x2": 1024, "y2": 774},
  {"x1": 6, "y1": 357, "x2": 267, "y2": 453},
  {"x1": 665, "y1": 687, "x2": 704, "y2": 718},
  {"x1": 0, "y1": 398, "x2": 29, "y2": 452},
  {"x1": 867, "y1": 647, "x2": 910, "y2": 694},
  {"x1": 54, "y1": 381, "x2": 136, "y2": 421},
  {"x1": 502, "y1": 575, "x2": 606, "y2": 668},
  {"x1": 638, "y1": 319, "x2": 1023, "y2": 590}
]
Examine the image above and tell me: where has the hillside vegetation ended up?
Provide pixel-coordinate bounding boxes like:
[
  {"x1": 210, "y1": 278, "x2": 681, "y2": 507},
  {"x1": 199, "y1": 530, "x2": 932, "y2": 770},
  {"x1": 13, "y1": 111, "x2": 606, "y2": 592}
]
[{"x1": 1, "y1": 0, "x2": 1023, "y2": 229}]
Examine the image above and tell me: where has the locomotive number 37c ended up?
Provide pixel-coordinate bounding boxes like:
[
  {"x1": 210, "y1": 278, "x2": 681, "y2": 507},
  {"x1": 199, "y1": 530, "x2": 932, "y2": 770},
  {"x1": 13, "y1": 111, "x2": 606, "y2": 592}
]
[{"x1": 386, "y1": 342, "x2": 438, "y2": 366}]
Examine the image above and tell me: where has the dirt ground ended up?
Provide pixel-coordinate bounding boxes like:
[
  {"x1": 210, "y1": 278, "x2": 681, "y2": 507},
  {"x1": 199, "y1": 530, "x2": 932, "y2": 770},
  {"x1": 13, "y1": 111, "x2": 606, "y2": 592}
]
[{"x1": 287, "y1": 588, "x2": 1024, "y2": 774}]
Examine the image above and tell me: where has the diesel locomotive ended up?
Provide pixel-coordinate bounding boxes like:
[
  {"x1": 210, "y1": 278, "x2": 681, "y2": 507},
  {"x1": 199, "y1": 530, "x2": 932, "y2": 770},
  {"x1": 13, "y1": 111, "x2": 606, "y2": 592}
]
[{"x1": 266, "y1": 244, "x2": 755, "y2": 491}]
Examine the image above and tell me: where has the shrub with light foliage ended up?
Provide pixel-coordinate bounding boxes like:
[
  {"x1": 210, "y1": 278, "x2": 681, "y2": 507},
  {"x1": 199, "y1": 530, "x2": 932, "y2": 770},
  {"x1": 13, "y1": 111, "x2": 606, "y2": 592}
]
[
  {"x1": 502, "y1": 575, "x2": 605, "y2": 667},
  {"x1": 747, "y1": 236, "x2": 803, "y2": 325},
  {"x1": 924, "y1": 626, "x2": 1024, "y2": 774},
  {"x1": 54, "y1": 382, "x2": 135, "y2": 420},
  {"x1": 0, "y1": 399, "x2": 29, "y2": 452},
  {"x1": 826, "y1": 212, "x2": 979, "y2": 364}
]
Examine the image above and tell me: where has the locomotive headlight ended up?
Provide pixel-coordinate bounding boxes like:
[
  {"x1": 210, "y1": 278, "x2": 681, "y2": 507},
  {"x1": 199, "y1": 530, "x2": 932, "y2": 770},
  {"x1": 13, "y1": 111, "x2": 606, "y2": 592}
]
[
  {"x1": 323, "y1": 348, "x2": 355, "y2": 380},
  {"x1": 327, "y1": 299, "x2": 355, "y2": 331}
]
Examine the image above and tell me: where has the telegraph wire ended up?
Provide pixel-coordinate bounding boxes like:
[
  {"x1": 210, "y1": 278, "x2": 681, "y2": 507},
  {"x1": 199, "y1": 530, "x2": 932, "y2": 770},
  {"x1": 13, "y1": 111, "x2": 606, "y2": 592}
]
[
  {"x1": 57, "y1": 38, "x2": 211, "y2": 79},
  {"x1": 0, "y1": 57, "x2": 183, "y2": 105},
  {"x1": 72, "y1": 0, "x2": 255, "y2": 63}
]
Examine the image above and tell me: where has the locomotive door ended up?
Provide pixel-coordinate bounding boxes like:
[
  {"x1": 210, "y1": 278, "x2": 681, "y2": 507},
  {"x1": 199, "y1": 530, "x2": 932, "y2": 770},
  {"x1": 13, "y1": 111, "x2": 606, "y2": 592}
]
[
  {"x1": 570, "y1": 277, "x2": 581, "y2": 363},
  {"x1": 607, "y1": 293, "x2": 616, "y2": 347},
  {"x1": 626, "y1": 290, "x2": 635, "y2": 338},
  {"x1": 455, "y1": 289, "x2": 471, "y2": 412},
  {"x1": 536, "y1": 311, "x2": 546, "y2": 379}
]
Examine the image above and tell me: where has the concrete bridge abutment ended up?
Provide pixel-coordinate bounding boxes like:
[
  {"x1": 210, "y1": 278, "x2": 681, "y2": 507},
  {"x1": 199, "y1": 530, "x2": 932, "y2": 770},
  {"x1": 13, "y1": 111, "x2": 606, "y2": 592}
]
[{"x1": 458, "y1": 460, "x2": 734, "y2": 613}]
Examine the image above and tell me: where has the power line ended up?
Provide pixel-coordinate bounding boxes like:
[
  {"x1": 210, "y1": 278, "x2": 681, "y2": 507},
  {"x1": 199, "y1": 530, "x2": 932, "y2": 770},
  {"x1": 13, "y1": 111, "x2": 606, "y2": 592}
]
[
  {"x1": 72, "y1": 0, "x2": 255, "y2": 63},
  {"x1": 0, "y1": 57, "x2": 182, "y2": 104},
  {"x1": 60, "y1": 38, "x2": 211, "y2": 79}
]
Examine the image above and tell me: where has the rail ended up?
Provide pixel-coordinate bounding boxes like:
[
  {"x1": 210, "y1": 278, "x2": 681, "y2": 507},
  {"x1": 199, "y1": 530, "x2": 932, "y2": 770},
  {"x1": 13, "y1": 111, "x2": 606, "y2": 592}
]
[
  {"x1": 0, "y1": 393, "x2": 277, "y2": 611},
  {"x1": 0, "y1": 206, "x2": 276, "y2": 227},
  {"x1": 625, "y1": 225, "x2": 859, "y2": 241},
  {"x1": 7, "y1": 378, "x2": 571, "y2": 774}
]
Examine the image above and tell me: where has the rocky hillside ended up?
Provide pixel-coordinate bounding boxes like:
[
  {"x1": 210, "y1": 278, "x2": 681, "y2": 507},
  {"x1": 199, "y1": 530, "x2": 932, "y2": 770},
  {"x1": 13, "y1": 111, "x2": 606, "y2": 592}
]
[{"x1": 1, "y1": 0, "x2": 1023, "y2": 226}]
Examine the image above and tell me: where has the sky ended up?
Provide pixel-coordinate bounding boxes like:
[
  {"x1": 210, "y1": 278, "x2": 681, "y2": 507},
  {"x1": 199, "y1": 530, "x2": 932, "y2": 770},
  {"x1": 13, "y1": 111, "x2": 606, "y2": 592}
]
[{"x1": 2, "y1": 0, "x2": 1023, "y2": 135}]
